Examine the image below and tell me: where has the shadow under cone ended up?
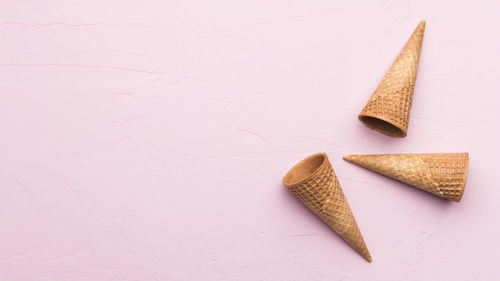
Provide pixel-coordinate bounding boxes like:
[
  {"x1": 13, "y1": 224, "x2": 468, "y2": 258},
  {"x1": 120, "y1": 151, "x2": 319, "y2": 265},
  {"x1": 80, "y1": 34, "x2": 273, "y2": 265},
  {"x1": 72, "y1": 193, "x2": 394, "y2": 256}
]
[
  {"x1": 343, "y1": 153, "x2": 469, "y2": 202},
  {"x1": 283, "y1": 153, "x2": 372, "y2": 262},
  {"x1": 359, "y1": 21, "x2": 426, "y2": 138}
]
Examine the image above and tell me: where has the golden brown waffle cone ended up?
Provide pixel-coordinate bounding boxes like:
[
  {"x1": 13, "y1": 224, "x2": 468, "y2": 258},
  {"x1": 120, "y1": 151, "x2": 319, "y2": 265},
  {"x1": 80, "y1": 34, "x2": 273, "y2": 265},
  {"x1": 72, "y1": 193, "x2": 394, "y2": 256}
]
[
  {"x1": 343, "y1": 153, "x2": 469, "y2": 202},
  {"x1": 283, "y1": 153, "x2": 372, "y2": 262},
  {"x1": 359, "y1": 21, "x2": 426, "y2": 138}
]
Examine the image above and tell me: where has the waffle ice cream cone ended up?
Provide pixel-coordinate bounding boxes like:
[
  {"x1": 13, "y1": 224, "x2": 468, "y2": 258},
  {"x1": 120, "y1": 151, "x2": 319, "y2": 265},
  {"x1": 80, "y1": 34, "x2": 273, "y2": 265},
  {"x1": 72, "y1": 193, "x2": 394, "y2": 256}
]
[
  {"x1": 283, "y1": 153, "x2": 372, "y2": 262},
  {"x1": 343, "y1": 153, "x2": 469, "y2": 202},
  {"x1": 359, "y1": 21, "x2": 426, "y2": 137}
]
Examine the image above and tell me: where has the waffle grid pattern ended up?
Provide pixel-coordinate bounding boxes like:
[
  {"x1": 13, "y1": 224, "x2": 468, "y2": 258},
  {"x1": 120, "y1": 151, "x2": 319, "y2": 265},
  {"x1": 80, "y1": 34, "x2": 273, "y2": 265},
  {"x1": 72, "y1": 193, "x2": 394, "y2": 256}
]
[
  {"x1": 359, "y1": 21, "x2": 425, "y2": 137},
  {"x1": 286, "y1": 157, "x2": 371, "y2": 261},
  {"x1": 344, "y1": 153, "x2": 468, "y2": 202}
]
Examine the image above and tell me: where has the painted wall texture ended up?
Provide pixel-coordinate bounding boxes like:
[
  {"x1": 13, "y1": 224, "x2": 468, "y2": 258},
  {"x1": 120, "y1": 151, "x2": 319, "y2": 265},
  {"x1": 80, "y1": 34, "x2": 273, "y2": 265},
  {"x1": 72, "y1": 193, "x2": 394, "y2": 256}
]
[{"x1": 1, "y1": 1, "x2": 499, "y2": 280}]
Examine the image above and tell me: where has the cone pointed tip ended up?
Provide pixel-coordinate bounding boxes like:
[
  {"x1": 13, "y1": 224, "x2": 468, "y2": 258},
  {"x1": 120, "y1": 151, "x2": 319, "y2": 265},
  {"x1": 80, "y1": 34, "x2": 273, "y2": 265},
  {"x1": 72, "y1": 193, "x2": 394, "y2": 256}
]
[
  {"x1": 417, "y1": 20, "x2": 426, "y2": 30},
  {"x1": 342, "y1": 155, "x2": 353, "y2": 162},
  {"x1": 359, "y1": 250, "x2": 372, "y2": 262}
]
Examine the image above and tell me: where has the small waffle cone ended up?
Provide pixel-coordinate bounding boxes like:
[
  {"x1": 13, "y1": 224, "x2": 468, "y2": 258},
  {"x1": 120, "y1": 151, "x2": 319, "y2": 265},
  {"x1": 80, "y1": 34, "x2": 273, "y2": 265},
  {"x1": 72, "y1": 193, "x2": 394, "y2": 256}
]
[
  {"x1": 283, "y1": 153, "x2": 372, "y2": 262},
  {"x1": 343, "y1": 153, "x2": 469, "y2": 202},
  {"x1": 359, "y1": 21, "x2": 426, "y2": 138}
]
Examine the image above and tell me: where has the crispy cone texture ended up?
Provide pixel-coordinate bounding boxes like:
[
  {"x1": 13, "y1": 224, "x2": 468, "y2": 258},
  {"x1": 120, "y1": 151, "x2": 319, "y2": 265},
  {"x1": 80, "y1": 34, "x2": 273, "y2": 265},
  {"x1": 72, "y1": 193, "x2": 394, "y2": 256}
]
[
  {"x1": 359, "y1": 21, "x2": 426, "y2": 138},
  {"x1": 343, "y1": 153, "x2": 469, "y2": 202},
  {"x1": 283, "y1": 153, "x2": 372, "y2": 262}
]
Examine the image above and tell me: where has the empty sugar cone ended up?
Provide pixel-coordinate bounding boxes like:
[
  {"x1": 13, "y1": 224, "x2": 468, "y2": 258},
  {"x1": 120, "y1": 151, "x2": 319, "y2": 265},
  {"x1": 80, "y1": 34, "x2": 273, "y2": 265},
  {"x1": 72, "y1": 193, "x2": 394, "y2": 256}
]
[
  {"x1": 343, "y1": 153, "x2": 469, "y2": 202},
  {"x1": 283, "y1": 153, "x2": 372, "y2": 262},
  {"x1": 359, "y1": 21, "x2": 426, "y2": 137}
]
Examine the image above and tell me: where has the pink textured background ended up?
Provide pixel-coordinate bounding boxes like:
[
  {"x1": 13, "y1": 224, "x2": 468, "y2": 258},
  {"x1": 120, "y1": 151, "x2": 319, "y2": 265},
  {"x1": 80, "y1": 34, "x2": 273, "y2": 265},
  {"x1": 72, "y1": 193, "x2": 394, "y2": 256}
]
[{"x1": 1, "y1": 1, "x2": 499, "y2": 280}]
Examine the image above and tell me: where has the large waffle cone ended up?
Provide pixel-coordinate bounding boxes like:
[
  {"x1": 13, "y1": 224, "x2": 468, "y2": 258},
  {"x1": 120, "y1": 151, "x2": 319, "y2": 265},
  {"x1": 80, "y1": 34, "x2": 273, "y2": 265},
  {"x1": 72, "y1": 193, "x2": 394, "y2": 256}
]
[
  {"x1": 359, "y1": 21, "x2": 426, "y2": 138},
  {"x1": 343, "y1": 153, "x2": 469, "y2": 202},
  {"x1": 283, "y1": 153, "x2": 372, "y2": 262}
]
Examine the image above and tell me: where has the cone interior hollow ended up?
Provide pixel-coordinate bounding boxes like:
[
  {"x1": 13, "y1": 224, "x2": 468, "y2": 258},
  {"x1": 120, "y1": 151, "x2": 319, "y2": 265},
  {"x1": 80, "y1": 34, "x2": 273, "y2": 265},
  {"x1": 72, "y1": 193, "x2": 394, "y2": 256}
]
[
  {"x1": 359, "y1": 115, "x2": 406, "y2": 137},
  {"x1": 283, "y1": 153, "x2": 327, "y2": 187}
]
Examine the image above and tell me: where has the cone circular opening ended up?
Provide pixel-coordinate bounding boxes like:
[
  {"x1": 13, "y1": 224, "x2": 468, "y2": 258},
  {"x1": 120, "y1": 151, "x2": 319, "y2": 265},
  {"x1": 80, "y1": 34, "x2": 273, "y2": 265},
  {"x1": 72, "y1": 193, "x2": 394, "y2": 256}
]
[
  {"x1": 283, "y1": 153, "x2": 327, "y2": 187},
  {"x1": 359, "y1": 115, "x2": 406, "y2": 137}
]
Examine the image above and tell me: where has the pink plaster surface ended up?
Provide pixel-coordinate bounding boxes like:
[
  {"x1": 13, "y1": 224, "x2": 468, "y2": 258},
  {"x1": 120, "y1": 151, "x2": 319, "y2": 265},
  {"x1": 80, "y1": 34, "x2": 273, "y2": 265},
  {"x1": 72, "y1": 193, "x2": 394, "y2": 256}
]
[{"x1": 1, "y1": 1, "x2": 500, "y2": 280}]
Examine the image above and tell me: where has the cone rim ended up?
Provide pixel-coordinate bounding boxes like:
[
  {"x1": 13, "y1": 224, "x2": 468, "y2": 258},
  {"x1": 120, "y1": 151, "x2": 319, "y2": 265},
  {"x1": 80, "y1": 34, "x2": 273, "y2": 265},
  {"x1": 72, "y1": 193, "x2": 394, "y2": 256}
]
[
  {"x1": 454, "y1": 153, "x2": 469, "y2": 202},
  {"x1": 358, "y1": 113, "x2": 407, "y2": 138},
  {"x1": 283, "y1": 152, "x2": 329, "y2": 187}
]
